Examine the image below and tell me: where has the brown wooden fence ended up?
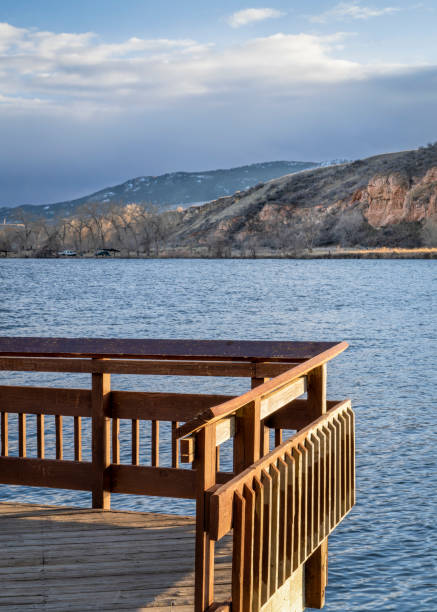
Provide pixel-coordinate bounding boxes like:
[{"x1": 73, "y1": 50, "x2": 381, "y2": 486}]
[{"x1": 0, "y1": 337, "x2": 354, "y2": 612}]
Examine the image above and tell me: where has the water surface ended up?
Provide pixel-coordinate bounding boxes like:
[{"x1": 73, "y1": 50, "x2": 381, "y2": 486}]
[{"x1": 0, "y1": 258, "x2": 435, "y2": 611}]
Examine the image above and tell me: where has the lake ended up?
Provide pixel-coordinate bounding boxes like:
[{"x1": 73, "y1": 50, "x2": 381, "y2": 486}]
[{"x1": 0, "y1": 258, "x2": 435, "y2": 611}]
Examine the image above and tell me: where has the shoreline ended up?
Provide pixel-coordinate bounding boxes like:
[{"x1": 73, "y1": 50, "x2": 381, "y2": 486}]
[{"x1": 1, "y1": 249, "x2": 436, "y2": 260}]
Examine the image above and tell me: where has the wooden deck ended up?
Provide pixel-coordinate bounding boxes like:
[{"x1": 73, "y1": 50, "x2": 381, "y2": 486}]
[{"x1": 0, "y1": 502, "x2": 232, "y2": 611}]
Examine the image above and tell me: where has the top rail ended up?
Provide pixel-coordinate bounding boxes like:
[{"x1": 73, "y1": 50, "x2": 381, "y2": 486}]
[
  {"x1": 175, "y1": 342, "x2": 348, "y2": 439},
  {"x1": 0, "y1": 337, "x2": 344, "y2": 362}
]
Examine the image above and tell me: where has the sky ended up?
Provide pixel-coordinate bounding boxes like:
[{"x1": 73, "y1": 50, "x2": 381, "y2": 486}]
[{"x1": 1, "y1": 0, "x2": 437, "y2": 206}]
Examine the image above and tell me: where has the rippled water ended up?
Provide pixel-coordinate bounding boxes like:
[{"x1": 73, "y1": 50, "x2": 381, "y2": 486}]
[{"x1": 0, "y1": 258, "x2": 435, "y2": 611}]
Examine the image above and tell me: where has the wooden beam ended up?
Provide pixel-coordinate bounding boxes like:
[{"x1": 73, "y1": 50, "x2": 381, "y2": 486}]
[
  {"x1": 259, "y1": 377, "x2": 306, "y2": 420},
  {"x1": 110, "y1": 464, "x2": 196, "y2": 498},
  {"x1": 0, "y1": 337, "x2": 347, "y2": 362},
  {"x1": 0, "y1": 386, "x2": 92, "y2": 417},
  {"x1": 111, "y1": 391, "x2": 234, "y2": 422},
  {"x1": 0, "y1": 357, "x2": 254, "y2": 376},
  {"x1": 216, "y1": 417, "x2": 235, "y2": 447},
  {"x1": 265, "y1": 399, "x2": 339, "y2": 431},
  {"x1": 0, "y1": 456, "x2": 93, "y2": 490}
]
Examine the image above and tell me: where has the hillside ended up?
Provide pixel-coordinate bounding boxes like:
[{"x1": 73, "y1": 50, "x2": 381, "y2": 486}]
[
  {"x1": 169, "y1": 144, "x2": 437, "y2": 250},
  {"x1": 0, "y1": 160, "x2": 320, "y2": 222}
]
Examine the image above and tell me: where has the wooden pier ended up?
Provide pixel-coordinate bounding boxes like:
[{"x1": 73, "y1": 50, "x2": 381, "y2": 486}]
[{"x1": 0, "y1": 338, "x2": 355, "y2": 611}]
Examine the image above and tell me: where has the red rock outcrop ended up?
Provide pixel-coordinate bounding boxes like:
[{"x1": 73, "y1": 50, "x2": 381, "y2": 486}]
[{"x1": 361, "y1": 168, "x2": 437, "y2": 227}]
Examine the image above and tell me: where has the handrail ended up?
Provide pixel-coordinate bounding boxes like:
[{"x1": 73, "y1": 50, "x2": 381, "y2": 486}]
[
  {"x1": 175, "y1": 342, "x2": 348, "y2": 439},
  {"x1": 0, "y1": 337, "x2": 344, "y2": 361},
  {"x1": 209, "y1": 399, "x2": 354, "y2": 541}
]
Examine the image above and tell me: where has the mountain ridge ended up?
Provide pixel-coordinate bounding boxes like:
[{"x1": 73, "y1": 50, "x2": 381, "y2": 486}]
[{"x1": 0, "y1": 160, "x2": 326, "y2": 222}]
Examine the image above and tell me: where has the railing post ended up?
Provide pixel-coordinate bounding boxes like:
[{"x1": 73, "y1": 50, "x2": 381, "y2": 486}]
[
  {"x1": 194, "y1": 423, "x2": 216, "y2": 612},
  {"x1": 251, "y1": 376, "x2": 270, "y2": 457},
  {"x1": 233, "y1": 399, "x2": 261, "y2": 474},
  {"x1": 91, "y1": 361, "x2": 111, "y2": 509},
  {"x1": 305, "y1": 364, "x2": 327, "y2": 608}
]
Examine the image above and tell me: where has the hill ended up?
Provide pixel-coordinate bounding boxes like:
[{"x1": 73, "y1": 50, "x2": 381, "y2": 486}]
[
  {"x1": 168, "y1": 144, "x2": 437, "y2": 251},
  {"x1": 0, "y1": 161, "x2": 321, "y2": 222}
]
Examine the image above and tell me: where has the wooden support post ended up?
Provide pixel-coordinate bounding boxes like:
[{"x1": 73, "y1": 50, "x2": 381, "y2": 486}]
[
  {"x1": 305, "y1": 538, "x2": 328, "y2": 608},
  {"x1": 233, "y1": 399, "x2": 260, "y2": 474},
  {"x1": 251, "y1": 376, "x2": 270, "y2": 457},
  {"x1": 305, "y1": 364, "x2": 328, "y2": 608},
  {"x1": 92, "y1": 365, "x2": 111, "y2": 509},
  {"x1": 194, "y1": 423, "x2": 216, "y2": 612},
  {"x1": 307, "y1": 364, "x2": 327, "y2": 422}
]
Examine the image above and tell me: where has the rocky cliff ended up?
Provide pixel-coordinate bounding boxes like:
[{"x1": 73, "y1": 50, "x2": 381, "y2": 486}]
[{"x1": 170, "y1": 144, "x2": 437, "y2": 249}]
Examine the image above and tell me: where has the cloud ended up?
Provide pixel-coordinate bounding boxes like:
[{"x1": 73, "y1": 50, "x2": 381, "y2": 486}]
[
  {"x1": 0, "y1": 22, "x2": 413, "y2": 121},
  {"x1": 310, "y1": 2, "x2": 401, "y2": 23},
  {"x1": 227, "y1": 8, "x2": 284, "y2": 28}
]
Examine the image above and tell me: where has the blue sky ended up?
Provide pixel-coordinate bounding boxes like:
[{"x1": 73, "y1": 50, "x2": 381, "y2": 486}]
[{"x1": 1, "y1": 1, "x2": 437, "y2": 205}]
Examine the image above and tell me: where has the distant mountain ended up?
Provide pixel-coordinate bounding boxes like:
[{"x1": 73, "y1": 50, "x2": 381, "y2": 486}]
[{"x1": 0, "y1": 161, "x2": 324, "y2": 222}]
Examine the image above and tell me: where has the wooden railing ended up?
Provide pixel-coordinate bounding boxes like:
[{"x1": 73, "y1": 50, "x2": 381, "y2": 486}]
[
  {"x1": 0, "y1": 337, "x2": 353, "y2": 612},
  {"x1": 208, "y1": 399, "x2": 355, "y2": 612}
]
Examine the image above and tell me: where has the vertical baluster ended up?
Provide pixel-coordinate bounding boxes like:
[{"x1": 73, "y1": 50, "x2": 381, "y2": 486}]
[
  {"x1": 74, "y1": 416, "x2": 82, "y2": 461},
  {"x1": 343, "y1": 410, "x2": 351, "y2": 512},
  {"x1": 323, "y1": 425, "x2": 331, "y2": 537},
  {"x1": 334, "y1": 417, "x2": 342, "y2": 523},
  {"x1": 318, "y1": 428, "x2": 327, "y2": 540},
  {"x1": 304, "y1": 438, "x2": 314, "y2": 557},
  {"x1": 261, "y1": 469, "x2": 272, "y2": 605},
  {"x1": 350, "y1": 408, "x2": 356, "y2": 506},
  {"x1": 152, "y1": 420, "x2": 159, "y2": 467},
  {"x1": 18, "y1": 413, "x2": 26, "y2": 457},
  {"x1": 172, "y1": 421, "x2": 179, "y2": 468},
  {"x1": 298, "y1": 443, "x2": 308, "y2": 563},
  {"x1": 291, "y1": 447, "x2": 302, "y2": 571},
  {"x1": 269, "y1": 463, "x2": 280, "y2": 597},
  {"x1": 284, "y1": 452, "x2": 295, "y2": 578},
  {"x1": 1, "y1": 412, "x2": 8, "y2": 456},
  {"x1": 232, "y1": 491, "x2": 246, "y2": 612},
  {"x1": 215, "y1": 445, "x2": 220, "y2": 472},
  {"x1": 277, "y1": 456, "x2": 288, "y2": 586},
  {"x1": 311, "y1": 433, "x2": 321, "y2": 547},
  {"x1": 327, "y1": 420, "x2": 336, "y2": 531},
  {"x1": 111, "y1": 417, "x2": 119, "y2": 464},
  {"x1": 339, "y1": 413, "x2": 347, "y2": 517},
  {"x1": 37, "y1": 414, "x2": 45, "y2": 458},
  {"x1": 132, "y1": 419, "x2": 139, "y2": 465},
  {"x1": 242, "y1": 484, "x2": 255, "y2": 612},
  {"x1": 55, "y1": 415, "x2": 63, "y2": 460},
  {"x1": 275, "y1": 429, "x2": 282, "y2": 446},
  {"x1": 252, "y1": 476, "x2": 264, "y2": 612}
]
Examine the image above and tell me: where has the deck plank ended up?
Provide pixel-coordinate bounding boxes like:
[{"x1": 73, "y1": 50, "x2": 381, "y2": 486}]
[{"x1": 0, "y1": 502, "x2": 232, "y2": 610}]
